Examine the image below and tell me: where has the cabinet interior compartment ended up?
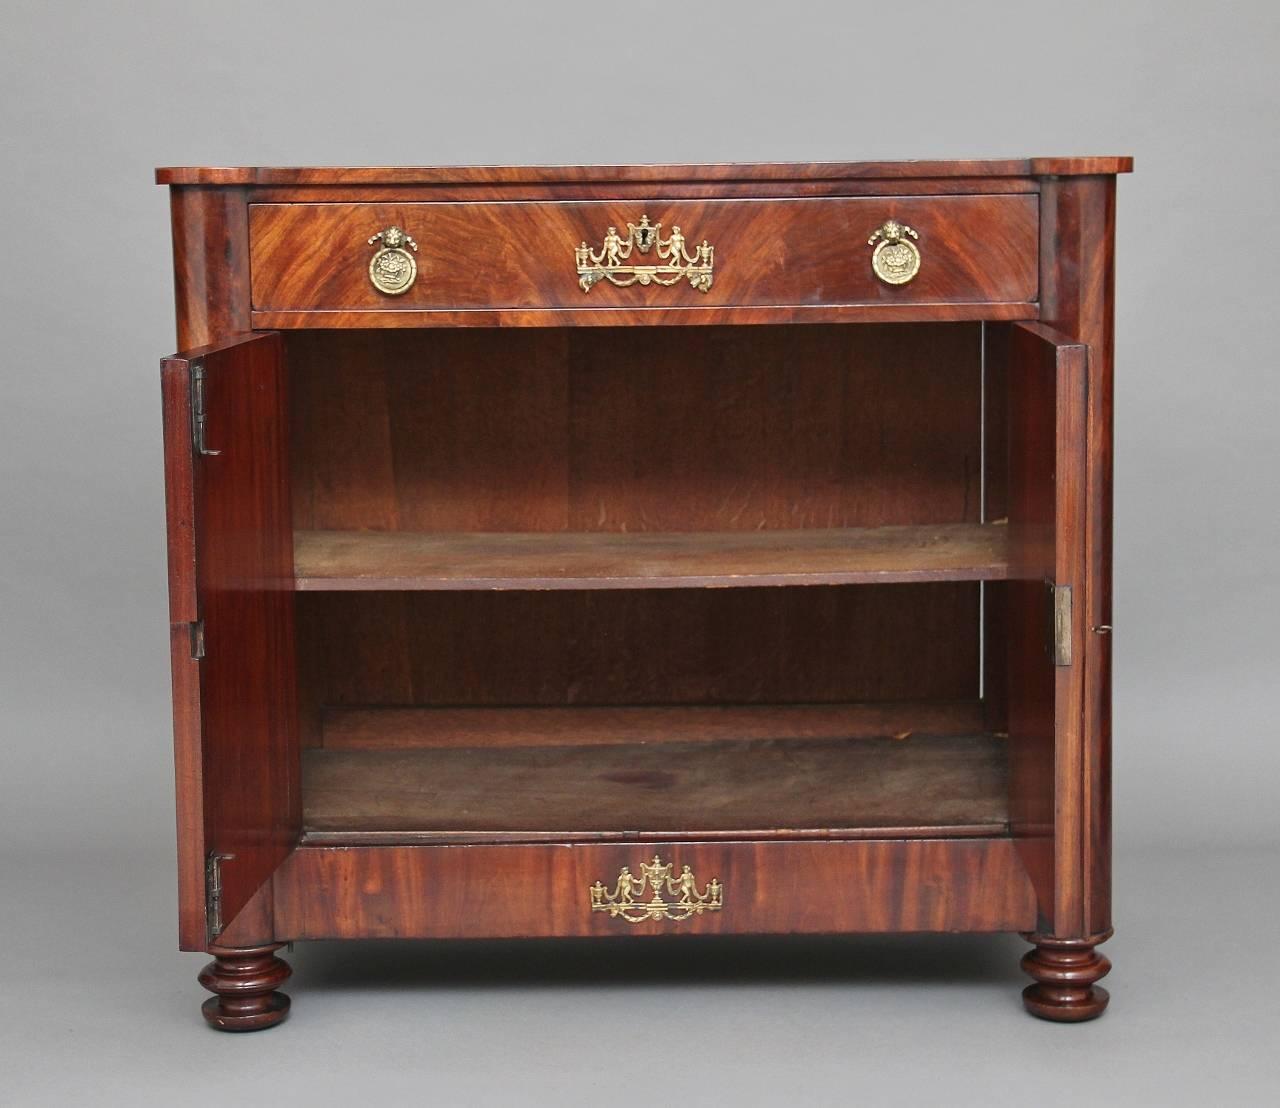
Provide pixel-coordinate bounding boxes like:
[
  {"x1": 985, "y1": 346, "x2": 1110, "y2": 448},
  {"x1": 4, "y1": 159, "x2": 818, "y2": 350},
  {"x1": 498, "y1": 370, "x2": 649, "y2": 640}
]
[{"x1": 286, "y1": 321, "x2": 1013, "y2": 843}]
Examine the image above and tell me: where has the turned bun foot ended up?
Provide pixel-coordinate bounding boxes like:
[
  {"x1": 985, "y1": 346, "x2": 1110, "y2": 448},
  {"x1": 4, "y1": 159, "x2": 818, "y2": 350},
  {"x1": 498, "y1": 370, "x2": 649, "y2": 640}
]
[
  {"x1": 1020, "y1": 938, "x2": 1111, "y2": 1022},
  {"x1": 199, "y1": 943, "x2": 292, "y2": 1031}
]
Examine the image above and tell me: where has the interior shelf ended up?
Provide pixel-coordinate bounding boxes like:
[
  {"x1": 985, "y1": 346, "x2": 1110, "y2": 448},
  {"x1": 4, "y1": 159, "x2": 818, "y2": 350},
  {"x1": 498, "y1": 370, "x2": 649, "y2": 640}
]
[
  {"x1": 318, "y1": 700, "x2": 986, "y2": 750},
  {"x1": 300, "y1": 704, "x2": 1008, "y2": 844},
  {"x1": 293, "y1": 522, "x2": 1009, "y2": 591}
]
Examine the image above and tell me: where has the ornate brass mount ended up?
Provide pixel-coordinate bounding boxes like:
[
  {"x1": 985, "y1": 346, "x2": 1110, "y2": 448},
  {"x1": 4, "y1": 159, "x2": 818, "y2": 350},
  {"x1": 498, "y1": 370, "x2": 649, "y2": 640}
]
[
  {"x1": 576, "y1": 215, "x2": 714, "y2": 293},
  {"x1": 367, "y1": 226, "x2": 418, "y2": 295},
  {"x1": 868, "y1": 220, "x2": 921, "y2": 285},
  {"x1": 589, "y1": 854, "x2": 723, "y2": 923}
]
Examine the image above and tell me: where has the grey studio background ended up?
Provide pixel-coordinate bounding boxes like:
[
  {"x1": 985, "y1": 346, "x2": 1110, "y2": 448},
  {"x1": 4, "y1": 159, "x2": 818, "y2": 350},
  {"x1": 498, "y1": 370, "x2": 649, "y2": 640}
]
[{"x1": 1, "y1": 1, "x2": 1277, "y2": 1104}]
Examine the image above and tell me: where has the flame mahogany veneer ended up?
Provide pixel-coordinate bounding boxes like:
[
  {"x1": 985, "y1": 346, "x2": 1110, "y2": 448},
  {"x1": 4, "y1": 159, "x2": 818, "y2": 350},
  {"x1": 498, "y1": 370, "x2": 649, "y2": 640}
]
[{"x1": 159, "y1": 159, "x2": 1127, "y2": 1030}]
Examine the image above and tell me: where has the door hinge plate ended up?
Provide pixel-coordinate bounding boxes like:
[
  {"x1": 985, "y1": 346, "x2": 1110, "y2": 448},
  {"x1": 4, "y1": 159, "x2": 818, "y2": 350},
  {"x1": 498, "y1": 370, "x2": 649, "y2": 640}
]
[
  {"x1": 1051, "y1": 583, "x2": 1073, "y2": 667},
  {"x1": 191, "y1": 363, "x2": 221, "y2": 458},
  {"x1": 205, "y1": 852, "x2": 232, "y2": 939}
]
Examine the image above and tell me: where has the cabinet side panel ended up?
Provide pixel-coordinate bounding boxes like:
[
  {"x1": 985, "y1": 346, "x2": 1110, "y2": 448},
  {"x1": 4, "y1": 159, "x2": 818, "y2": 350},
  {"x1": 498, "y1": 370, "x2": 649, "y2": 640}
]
[
  {"x1": 164, "y1": 183, "x2": 253, "y2": 947},
  {"x1": 1039, "y1": 176, "x2": 1117, "y2": 938}
]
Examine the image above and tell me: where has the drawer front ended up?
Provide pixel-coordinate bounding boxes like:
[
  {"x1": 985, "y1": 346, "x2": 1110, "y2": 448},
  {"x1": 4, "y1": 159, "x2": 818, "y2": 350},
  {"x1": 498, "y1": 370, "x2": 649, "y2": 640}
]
[
  {"x1": 249, "y1": 196, "x2": 1038, "y2": 313},
  {"x1": 272, "y1": 839, "x2": 1038, "y2": 940}
]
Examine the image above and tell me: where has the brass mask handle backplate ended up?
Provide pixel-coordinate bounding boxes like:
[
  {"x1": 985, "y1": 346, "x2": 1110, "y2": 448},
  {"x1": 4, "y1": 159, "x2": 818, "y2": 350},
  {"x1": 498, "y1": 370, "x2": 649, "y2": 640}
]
[
  {"x1": 589, "y1": 854, "x2": 723, "y2": 923},
  {"x1": 367, "y1": 226, "x2": 419, "y2": 295},
  {"x1": 576, "y1": 216, "x2": 714, "y2": 293},
  {"x1": 868, "y1": 220, "x2": 921, "y2": 285}
]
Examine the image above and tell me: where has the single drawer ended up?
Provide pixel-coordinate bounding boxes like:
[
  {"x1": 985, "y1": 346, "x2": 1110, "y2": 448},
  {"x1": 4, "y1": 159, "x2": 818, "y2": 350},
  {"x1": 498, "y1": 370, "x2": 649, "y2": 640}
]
[{"x1": 249, "y1": 195, "x2": 1038, "y2": 314}]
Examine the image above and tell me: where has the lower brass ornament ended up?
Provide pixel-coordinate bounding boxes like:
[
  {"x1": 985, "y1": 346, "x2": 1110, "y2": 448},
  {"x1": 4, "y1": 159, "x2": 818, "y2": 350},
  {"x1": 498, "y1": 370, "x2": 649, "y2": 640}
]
[
  {"x1": 868, "y1": 220, "x2": 921, "y2": 285},
  {"x1": 576, "y1": 215, "x2": 714, "y2": 293},
  {"x1": 367, "y1": 226, "x2": 418, "y2": 295},
  {"x1": 589, "y1": 854, "x2": 723, "y2": 923}
]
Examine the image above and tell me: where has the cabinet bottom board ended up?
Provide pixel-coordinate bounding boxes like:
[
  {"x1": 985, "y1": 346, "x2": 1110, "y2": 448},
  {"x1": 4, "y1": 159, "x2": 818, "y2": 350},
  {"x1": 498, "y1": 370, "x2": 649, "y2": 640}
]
[{"x1": 301, "y1": 731, "x2": 1009, "y2": 844}]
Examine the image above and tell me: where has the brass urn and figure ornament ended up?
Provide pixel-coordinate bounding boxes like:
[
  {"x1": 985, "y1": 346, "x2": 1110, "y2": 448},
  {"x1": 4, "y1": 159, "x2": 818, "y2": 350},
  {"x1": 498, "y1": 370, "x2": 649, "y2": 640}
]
[
  {"x1": 868, "y1": 219, "x2": 921, "y2": 285},
  {"x1": 575, "y1": 215, "x2": 715, "y2": 293},
  {"x1": 589, "y1": 854, "x2": 724, "y2": 923},
  {"x1": 367, "y1": 226, "x2": 419, "y2": 295}
]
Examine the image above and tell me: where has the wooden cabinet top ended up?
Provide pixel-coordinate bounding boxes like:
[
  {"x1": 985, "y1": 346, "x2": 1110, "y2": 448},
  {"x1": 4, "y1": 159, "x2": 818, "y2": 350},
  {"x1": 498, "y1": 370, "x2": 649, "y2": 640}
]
[{"x1": 155, "y1": 158, "x2": 1132, "y2": 187}]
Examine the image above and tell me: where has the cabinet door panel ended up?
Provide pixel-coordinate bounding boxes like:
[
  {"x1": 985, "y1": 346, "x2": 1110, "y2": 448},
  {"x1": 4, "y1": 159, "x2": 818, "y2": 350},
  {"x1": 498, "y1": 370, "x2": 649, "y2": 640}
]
[
  {"x1": 1003, "y1": 322, "x2": 1089, "y2": 936},
  {"x1": 161, "y1": 332, "x2": 298, "y2": 949}
]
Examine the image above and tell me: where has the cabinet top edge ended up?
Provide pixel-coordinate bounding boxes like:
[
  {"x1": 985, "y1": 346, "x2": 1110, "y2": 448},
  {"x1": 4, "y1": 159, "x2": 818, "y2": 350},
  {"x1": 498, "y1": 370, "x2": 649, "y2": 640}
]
[{"x1": 155, "y1": 157, "x2": 1133, "y2": 186}]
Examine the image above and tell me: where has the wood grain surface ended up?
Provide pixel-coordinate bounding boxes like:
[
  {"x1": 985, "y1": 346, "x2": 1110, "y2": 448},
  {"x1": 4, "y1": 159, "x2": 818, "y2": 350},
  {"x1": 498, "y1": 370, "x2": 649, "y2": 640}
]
[
  {"x1": 249, "y1": 196, "x2": 1039, "y2": 316},
  {"x1": 300, "y1": 733, "x2": 1009, "y2": 842},
  {"x1": 271, "y1": 838, "x2": 1038, "y2": 938},
  {"x1": 318, "y1": 700, "x2": 985, "y2": 750},
  {"x1": 293, "y1": 522, "x2": 1010, "y2": 591},
  {"x1": 161, "y1": 333, "x2": 299, "y2": 950},
  {"x1": 157, "y1": 158, "x2": 1133, "y2": 186},
  {"x1": 1004, "y1": 322, "x2": 1089, "y2": 936},
  {"x1": 1039, "y1": 176, "x2": 1119, "y2": 940},
  {"x1": 154, "y1": 161, "x2": 1124, "y2": 1007},
  {"x1": 289, "y1": 322, "x2": 985, "y2": 743},
  {"x1": 168, "y1": 187, "x2": 250, "y2": 348},
  {"x1": 287, "y1": 324, "x2": 983, "y2": 534},
  {"x1": 252, "y1": 303, "x2": 1040, "y2": 329},
  {"x1": 295, "y1": 584, "x2": 981, "y2": 730}
]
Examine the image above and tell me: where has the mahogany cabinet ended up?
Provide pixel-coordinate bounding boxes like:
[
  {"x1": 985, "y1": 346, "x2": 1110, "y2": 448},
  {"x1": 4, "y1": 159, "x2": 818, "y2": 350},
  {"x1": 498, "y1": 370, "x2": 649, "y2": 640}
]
[{"x1": 157, "y1": 158, "x2": 1130, "y2": 1029}]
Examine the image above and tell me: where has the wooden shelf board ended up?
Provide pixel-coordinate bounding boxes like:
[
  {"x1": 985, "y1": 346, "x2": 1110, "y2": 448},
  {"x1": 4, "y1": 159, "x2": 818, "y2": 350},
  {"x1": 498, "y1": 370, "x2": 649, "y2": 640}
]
[
  {"x1": 301, "y1": 727, "x2": 1009, "y2": 844},
  {"x1": 319, "y1": 700, "x2": 986, "y2": 750},
  {"x1": 294, "y1": 522, "x2": 1009, "y2": 591}
]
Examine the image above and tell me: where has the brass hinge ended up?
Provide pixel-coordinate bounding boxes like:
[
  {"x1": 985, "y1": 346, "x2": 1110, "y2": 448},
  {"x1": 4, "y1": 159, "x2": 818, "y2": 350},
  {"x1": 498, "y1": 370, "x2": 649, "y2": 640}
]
[
  {"x1": 189, "y1": 620, "x2": 206, "y2": 660},
  {"x1": 190, "y1": 363, "x2": 221, "y2": 457},
  {"x1": 205, "y1": 852, "x2": 233, "y2": 939},
  {"x1": 1050, "y1": 583, "x2": 1073, "y2": 667}
]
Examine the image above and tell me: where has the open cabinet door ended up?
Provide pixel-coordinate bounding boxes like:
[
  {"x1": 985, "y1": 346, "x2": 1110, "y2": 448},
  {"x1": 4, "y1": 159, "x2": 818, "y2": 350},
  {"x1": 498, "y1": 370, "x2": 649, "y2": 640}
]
[
  {"x1": 1003, "y1": 321, "x2": 1089, "y2": 938},
  {"x1": 161, "y1": 332, "x2": 298, "y2": 950}
]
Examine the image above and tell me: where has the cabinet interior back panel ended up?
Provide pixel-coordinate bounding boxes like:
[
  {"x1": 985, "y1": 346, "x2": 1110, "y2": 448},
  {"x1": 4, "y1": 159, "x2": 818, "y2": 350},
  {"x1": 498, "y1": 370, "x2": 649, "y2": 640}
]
[
  {"x1": 288, "y1": 323, "x2": 983, "y2": 744},
  {"x1": 286, "y1": 322, "x2": 982, "y2": 533},
  {"x1": 296, "y1": 583, "x2": 979, "y2": 726}
]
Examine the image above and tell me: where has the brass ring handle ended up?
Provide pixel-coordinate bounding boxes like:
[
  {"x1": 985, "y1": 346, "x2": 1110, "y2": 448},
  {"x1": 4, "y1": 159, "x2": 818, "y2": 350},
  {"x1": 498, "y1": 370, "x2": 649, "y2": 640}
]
[
  {"x1": 868, "y1": 220, "x2": 921, "y2": 285},
  {"x1": 588, "y1": 853, "x2": 723, "y2": 923},
  {"x1": 367, "y1": 226, "x2": 418, "y2": 295},
  {"x1": 575, "y1": 215, "x2": 714, "y2": 293}
]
